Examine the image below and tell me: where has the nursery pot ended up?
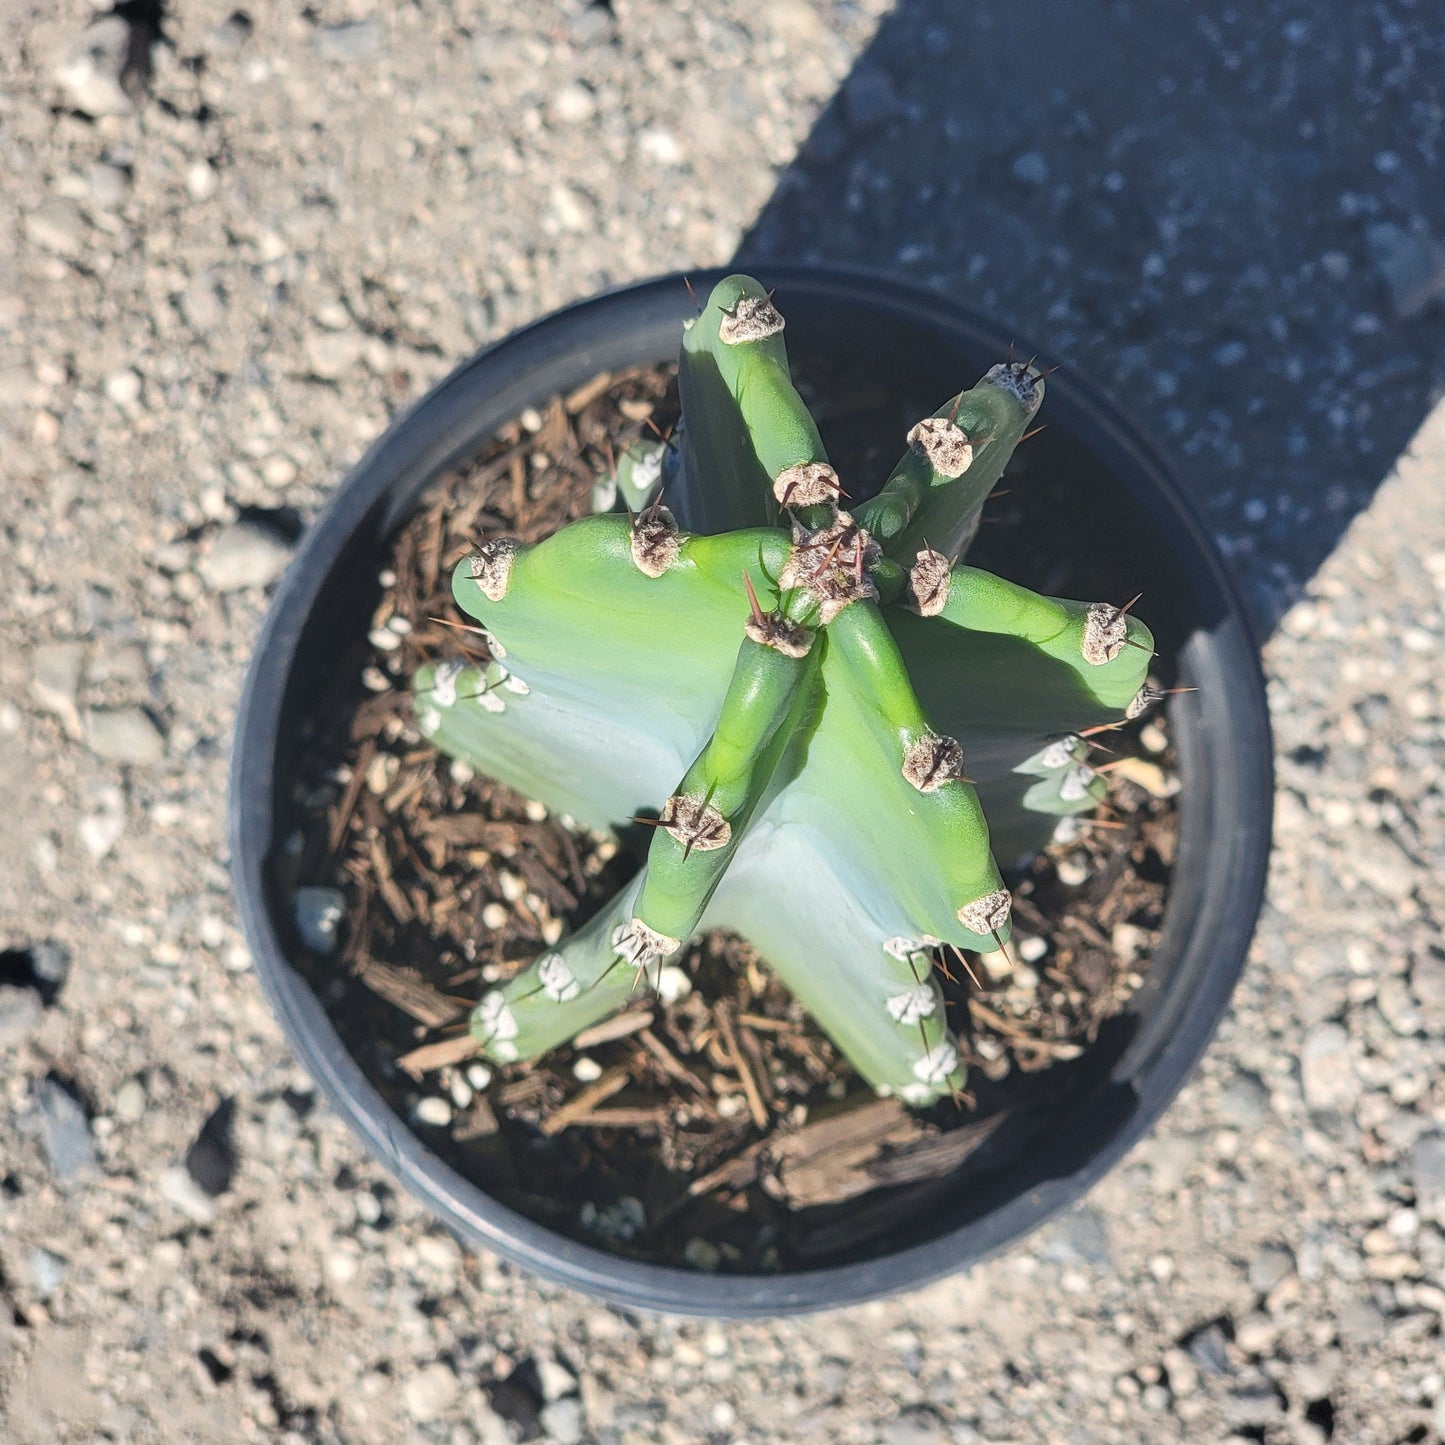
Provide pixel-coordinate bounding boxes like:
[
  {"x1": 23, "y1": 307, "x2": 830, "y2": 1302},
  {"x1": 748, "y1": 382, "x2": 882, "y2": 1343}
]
[{"x1": 229, "y1": 267, "x2": 1272, "y2": 1316}]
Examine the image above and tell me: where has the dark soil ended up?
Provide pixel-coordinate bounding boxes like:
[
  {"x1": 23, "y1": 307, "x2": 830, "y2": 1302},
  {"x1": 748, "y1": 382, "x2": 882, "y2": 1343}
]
[{"x1": 287, "y1": 359, "x2": 1179, "y2": 1273}]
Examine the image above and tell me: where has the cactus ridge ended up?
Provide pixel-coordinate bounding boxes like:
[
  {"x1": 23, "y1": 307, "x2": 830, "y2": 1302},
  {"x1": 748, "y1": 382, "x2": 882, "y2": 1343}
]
[{"x1": 414, "y1": 275, "x2": 1155, "y2": 1105}]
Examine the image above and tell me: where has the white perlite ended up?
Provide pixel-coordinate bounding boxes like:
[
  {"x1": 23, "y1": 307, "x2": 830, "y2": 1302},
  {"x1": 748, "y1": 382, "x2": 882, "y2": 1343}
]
[
  {"x1": 1081, "y1": 601, "x2": 1129, "y2": 664},
  {"x1": 718, "y1": 293, "x2": 784, "y2": 344},
  {"x1": 772, "y1": 461, "x2": 840, "y2": 508},
  {"x1": 467, "y1": 538, "x2": 520, "y2": 601},
  {"x1": 907, "y1": 416, "x2": 974, "y2": 477},
  {"x1": 538, "y1": 954, "x2": 580, "y2": 1003},
  {"x1": 886, "y1": 985, "x2": 937, "y2": 1024},
  {"x1": 958, "y1": 888, "x2": 1012, "y2": 935}
]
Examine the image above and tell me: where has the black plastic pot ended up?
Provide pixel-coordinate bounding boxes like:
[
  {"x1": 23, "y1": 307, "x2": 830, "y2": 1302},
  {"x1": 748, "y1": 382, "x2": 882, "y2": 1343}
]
[{"x1": 229, "y1": 267, "x2": 1272, "y2": 1317}]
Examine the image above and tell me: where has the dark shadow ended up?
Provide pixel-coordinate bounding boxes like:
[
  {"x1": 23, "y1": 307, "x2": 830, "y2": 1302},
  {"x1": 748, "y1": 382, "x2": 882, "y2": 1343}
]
[{"x1": 737, "y1": 0, "x2": 1445, "y2": 635}]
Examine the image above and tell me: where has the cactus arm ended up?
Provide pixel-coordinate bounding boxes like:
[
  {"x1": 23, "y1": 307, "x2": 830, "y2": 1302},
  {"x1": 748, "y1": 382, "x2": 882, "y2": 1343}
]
[
  {"x1": 470, "y1": 874, "x2": 651, "y2": 1064},
  {"x1": 888, "y1": 566, "x2": 1154, "y2": 860},
  {"x1": 862, "y1": 365, "x2": 1043, "y2": 564},
  {"x1": 634, "y1": 632, "x2": 818, "y2": 946},
  {"x1": 674, "y1": 275, "x2": 837, "y2": 536}
]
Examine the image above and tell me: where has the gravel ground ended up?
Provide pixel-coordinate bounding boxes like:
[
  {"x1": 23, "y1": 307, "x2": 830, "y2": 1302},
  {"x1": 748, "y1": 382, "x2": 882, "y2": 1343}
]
[{"x1": 3, "y1": 2, "x2": 1444, "y2": 1442}]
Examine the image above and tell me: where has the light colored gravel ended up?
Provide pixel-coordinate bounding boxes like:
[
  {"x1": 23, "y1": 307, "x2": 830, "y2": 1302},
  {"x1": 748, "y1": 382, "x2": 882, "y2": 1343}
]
[{"x1": 2, "y1": 2, "x2": 1443, "y2": 1443}]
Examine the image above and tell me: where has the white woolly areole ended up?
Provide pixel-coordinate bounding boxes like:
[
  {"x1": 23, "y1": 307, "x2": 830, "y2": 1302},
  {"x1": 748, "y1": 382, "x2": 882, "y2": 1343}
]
[
  {"x1": 611, "y1": 918, "x2": 680, "y2": 969},
  {"x1": 745, "y1": 611, "x2": 814, "y2": 658},
  {"x1": 912, "y1": 1042, "x2": 959, "y2": 1085},
  {"x1": 538, "y1": 954, "x2": 580, "y2": 1003},
  {"x1": 502, "y1": 674, "x2": 530, "y2": 695},
  {"x1": 1059, "y1": 763, "x2": 1097, "y2": 802},
  {"x1": 907, "y1": 416, "x2": 974, "y2": 478},
  {"x1": 1081, "y1": 602, "x2": 1129, "y2": 665},
  {"x1": 887, "y1": 985, "x2": 937, "y2": 1025},
  {"x1": 475, "y1": 688, "x2": 505, "y2": 713},
  {"x1": 430, "y1": 658, "x2": 465, "y2": 708},
  {"x1": 884, "y1": 935, "x2": 927, "y2": 962},
  {"x1": 468, "y1": 538, "x2": 520, "y2": 601},
  {"x1": 476, "y1": 990, "x2": 519, "y2": 1043},
  {"x1": 485, "y1": 632, "x2": 506, "y2": 659},
  {"x1": 630, "y1": 506, "x2": 682, "y2": 578},
  {"x1": 902, "y1": 733, "x2": 965, "y2": 792},
  {"x1": 900, "y1": 1082, "x2": 937, "y2": 1105},
  {"x1": 630, "y1": 445, "x2": 664, "y2": 490},
  {"x1": 984, "y1": 360, "x2": 1043, "y2": 410},
  {"x1": 772, "y1": 461, "x2": 840, "y2": 508},
  {"x1": 957, "y1": 887, "x2": 1012, "y2": 935},
  {"x1": 718, "y1": 293, "x2": 785, "y2": 344},
  {"x1": 1034, "y1": 736, "x2": 1080, "y2": 771},
  {"x1": 417, "y1": 706, "x2": 441, "y2": 737},
  {"x1": 907, "y1": 546, "x2": 951, "y2": 616},
  {"x1": 661, "y1": 794, "x2": 732, "y2": 852},
  {"x1": 1127, "y1": 685, "x2": 1160, "y2": 719}
]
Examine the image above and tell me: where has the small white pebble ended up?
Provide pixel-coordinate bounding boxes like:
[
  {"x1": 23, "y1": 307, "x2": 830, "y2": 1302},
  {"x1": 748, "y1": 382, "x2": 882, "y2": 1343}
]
[
  {"x1": 377, "y1": 568, "x2": 397, "y2": 587},
  {"x1": 524, "y1": 799, "x2": 548, "y2": 822},
  {"x1": 449, "y1": 759, "x2": 474, "y2": 785},
  {"x1": 385, "y1": 614, "x2": 413, "y2": 636},
  {"x1": 519, "y1": 406, "x2": 544, "y2": 433},
  {"x1": 465, "y1": 1063, "x2": 493, "y2": 1091},
  {"x1": 1018, "y1": 935, "x2": 1047, "y2": 963},
  {"x1": 655, "y1": 965, "x2": 692, "y2": 1003},
  {"x1": 716, "y1": 1094, "x2": 747, "y2": 1119},
  {"x1": 368, "y1": 627, "x2": 401, "y2": 652},
  {"x1": 413, "y1": 1097, "x2": 452, "y2": 1128},
  {"x1": 497, "y1": 870, "x2": 525, "y2": 902},
  {"x1": 361, "y1": 665, "x2": 390, "y2": 692},
  {"x1": 480, "y1": 902, "x2": 508, "y2": 929},
  {"x1": 448, "y1": 1075, "x2": 474, "y2": 1110},
  {"x1": 1056, "y1": 856, "x2": 1090, "y2": 886},
  {"x1": 541, "y1": 917, "x2": 564, "y2": 945},
  {"x1": 1140, "y1": 721, "x2": 1168, "y2": 753},
  {"x1": 572, "y1": 1057, "x2": 603, "y2": 1082}
]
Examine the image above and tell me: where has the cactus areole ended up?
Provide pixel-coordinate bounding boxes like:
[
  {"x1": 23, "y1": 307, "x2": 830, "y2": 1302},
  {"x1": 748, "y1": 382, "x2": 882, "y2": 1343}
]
[{"x1": 413, "y1": 276, "x2": 1157, "y2": 1107}]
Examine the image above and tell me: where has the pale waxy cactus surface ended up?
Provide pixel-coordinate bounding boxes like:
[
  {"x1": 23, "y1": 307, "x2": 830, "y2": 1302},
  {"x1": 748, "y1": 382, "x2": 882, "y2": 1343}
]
[{"x1": 413, "y1": 276, "x2": 1156, "y2": 1106}]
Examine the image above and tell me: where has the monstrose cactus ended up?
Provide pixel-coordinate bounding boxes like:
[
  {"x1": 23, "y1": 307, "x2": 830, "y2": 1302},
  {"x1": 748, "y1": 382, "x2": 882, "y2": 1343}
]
[{"x1": 412, "y1": 275, "x2": 1157, "y2": 1107}]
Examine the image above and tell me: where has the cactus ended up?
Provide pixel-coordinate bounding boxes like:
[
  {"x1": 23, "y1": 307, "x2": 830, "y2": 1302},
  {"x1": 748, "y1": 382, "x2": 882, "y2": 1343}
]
[{"x1": 412, "y1": 276, "x2": 1155, "y2": 1106}]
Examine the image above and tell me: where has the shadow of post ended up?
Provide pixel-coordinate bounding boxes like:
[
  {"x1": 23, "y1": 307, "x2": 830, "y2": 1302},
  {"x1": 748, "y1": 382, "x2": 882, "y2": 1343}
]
[{"x1": 737, "y1": 0, "x2": 1445, "y2": 636}]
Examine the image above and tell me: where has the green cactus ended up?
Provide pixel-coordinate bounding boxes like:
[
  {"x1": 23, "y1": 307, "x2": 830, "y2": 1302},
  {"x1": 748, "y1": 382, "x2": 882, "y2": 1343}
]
[{"x1": 412, "y1": 276, "x2": 1155, "y2": 1106}]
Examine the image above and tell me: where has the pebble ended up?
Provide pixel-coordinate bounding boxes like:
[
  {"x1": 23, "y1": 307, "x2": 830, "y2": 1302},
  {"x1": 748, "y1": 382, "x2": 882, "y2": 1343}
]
[
  {"x1": 112, "y1": 1078, "x2": 146, "y2": 1123},
  {"x1": 55, "y1": 15, "x2": 136, "y2": 117},
  {"x1": 79, "y1": 785, "x2": 127, "y2": 859},
  {"x1": 205, "y1": 11, "x2": 253, "y2": 57},
  {"x1": 87, "y1": 160, "x2": 131, "y2": 209},
  {"x1": 24, "y1": 200, "x2": 86, "y2": 259},
  {"x1": 1365, "y1": 220, "x2": 1445, "y2": 319},
  {"x1": 30, "y1": 1247, "x2": 68, "y2": 1300},
  {"x1": 1349, "y1": 830, "x2": 1415, "y2": 900},
  {"x1": 1299, "y1": 1023, "x2": 1356, "y2": 1112},
  {"x1": 413, "y1": 1096, "x2": 452, "y2": 1128},
  {"x1": 1011, "y1": 151, "x2": 1050, "y2": 186},
  {"x1": 293, "y1": 887, "x2": 345, "y2": 954},
  {"x1": 31, "y1": 641, "x2": 84, "y2": 727},
  {"x1": 881, "y1": 1408, "x2": 947, "y2": 1445},
  {"x1": 1410, "y1": 1134, "x2": 1445, "y2": 1225},
  {"x1": 1055, "y1": 856, "x2": 1090, "y2": 886},
  {"x1": 184, "y1": 1100, "x2": 237, "y2": 1197},
  {"x1": 104, "y1": 369, "x2": 143, "y2": 408},
  {"x1": 1409, "y1": 953, "x2": 1445, "y2": 1013},
  {"x1": 1248, "y1": 1244, "x2": 1295, "y2": 1294},
  {"x1": 84, "y1": 706, "x2": 166, "y2": 765},
  {"x1": 198, "y1": 519, "x2": 293, "y2": 592},
  {"x1": 315, "y1": 20, "x2": 382, "y2": 63},
  {"x1": 0, "y1": 985, "x2": 43, "y2": 1047},
  {"x1": 35, "y1": 1076, "x2": 98, "y2": 1182},
  {"x1": 157, "y1": 1164, "x2": 218, "y2": 1224},
  {"x1": 1041, "y1": 1204, "x2": 1111, "y2": 1267},
  {"x1": 540, "y1": 1396, "x2": 584, "y2": 1444},
  {"x1": 404, "y1": 1362, "x2": 459, "y2": 1422},
  {"x1": 843, "y1": 64, "x2": 903, "y2": 133}
]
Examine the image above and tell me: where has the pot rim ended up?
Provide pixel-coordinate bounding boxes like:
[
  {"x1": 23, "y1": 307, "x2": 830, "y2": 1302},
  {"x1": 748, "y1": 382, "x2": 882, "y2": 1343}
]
[{"x1": 229, "y1": 265, "x2": 1273, "y2": 1317}]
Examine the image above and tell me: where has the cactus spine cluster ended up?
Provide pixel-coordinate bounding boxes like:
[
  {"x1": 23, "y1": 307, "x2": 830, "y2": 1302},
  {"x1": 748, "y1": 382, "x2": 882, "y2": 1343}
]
[{"x1": 413, "y1": 276, "x2": 1155, "y2": 1106}]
